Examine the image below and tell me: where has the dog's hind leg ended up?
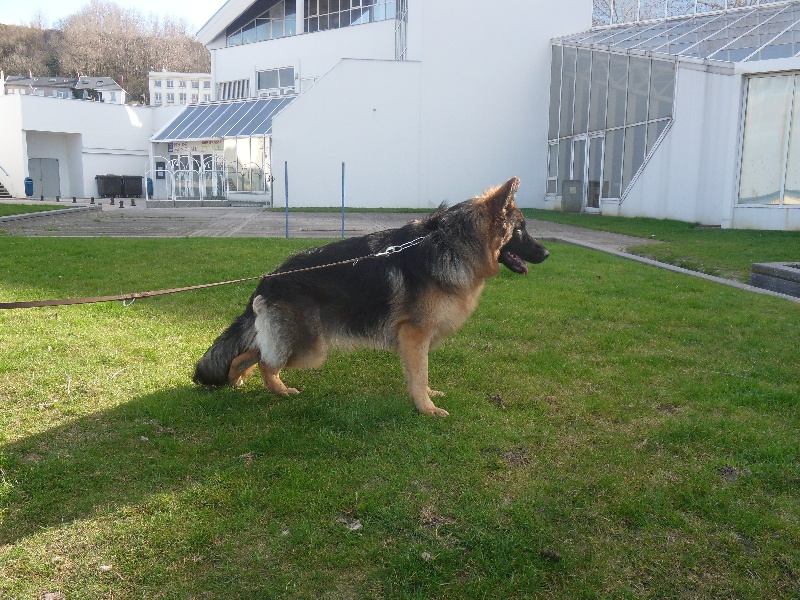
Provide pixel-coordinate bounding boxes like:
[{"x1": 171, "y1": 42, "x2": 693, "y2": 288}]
[
  {"x1": 228, "y1": 350, "x2": 260, "y2": 387},
  {"x1": 397, "y1": 323, "x2": 449, "y2": 417},
  {"x1": 258, "y1": 362, "x2": 299, "y2": 396}
]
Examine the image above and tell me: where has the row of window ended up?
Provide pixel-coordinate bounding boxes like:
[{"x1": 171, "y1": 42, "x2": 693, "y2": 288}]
[
  {"x1": 227, "y1": 0, "x2": 296, "y2": 46},
  {"x1": 225, "y1": 0, "x2": 399, "y2": 47},
  {"x1": 154, "y1": 80, "x2": 212, "y2": 89},
  {"x1": 592, "y1": 0, "x2": 788, "y2": 27},
  {"x1": 305, "y1": 0, "x2": 398, "y2": 33},
  {"x1": 548, "y1": 46, "x2": 676, "y2": 203},
  {"x1": 154, "y1": 93, "x2": 213, "y2": 104},
  {"x1": 217, "y1": 67, "x2": 297, "y2": 101}
]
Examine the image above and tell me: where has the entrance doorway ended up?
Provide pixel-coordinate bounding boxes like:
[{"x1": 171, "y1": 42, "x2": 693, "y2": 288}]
[{"x1": 28, "y1": 158, "x2": 60, "y2": 198}]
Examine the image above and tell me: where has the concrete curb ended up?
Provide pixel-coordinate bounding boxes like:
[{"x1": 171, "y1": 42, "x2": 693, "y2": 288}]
[
  {"x1": 0, "y1": 205, "x2": 102, "y2": 223},
  {"x1": 548, "y1": 237, "x2": 800, "y2": 304}
]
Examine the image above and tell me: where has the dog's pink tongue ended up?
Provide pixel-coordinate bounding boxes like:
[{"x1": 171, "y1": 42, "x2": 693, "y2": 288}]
[{"x1": 510, "y1": 253, "x2": 528, "y2": 275}]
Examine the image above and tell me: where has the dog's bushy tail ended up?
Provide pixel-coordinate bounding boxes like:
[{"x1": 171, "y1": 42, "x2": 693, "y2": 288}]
[{"x1": 193, "y1": 310, "x2": 257, "y2": 386}]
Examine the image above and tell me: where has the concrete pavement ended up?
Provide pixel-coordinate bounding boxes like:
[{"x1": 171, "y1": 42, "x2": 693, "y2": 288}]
[{"x1": 1, "y1": 198, "x2": 797, "y2": 302}]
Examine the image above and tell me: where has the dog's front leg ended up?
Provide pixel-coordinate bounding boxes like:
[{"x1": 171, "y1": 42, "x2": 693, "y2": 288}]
[{"x1": 397, "y1": 323, "x2": 449, "y2": 417}]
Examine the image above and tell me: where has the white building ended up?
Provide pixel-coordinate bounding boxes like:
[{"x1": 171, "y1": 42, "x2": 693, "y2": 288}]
[
  {"x1": 148, "y1": 0, "x2": 589, "y2": 208},
  {"x1": 148, "y1": 71, "x2": 213, "y2": 106},
  {"x1": 0, "y1": 94, "x2": 180, "y2": 198},
  {"x1": 544, "y1": 0, "x2": 800, "y2": 230},
  {"x1": 3, "y1": 75, "x2": 127, "y2": 104},
  {"x1": 2, "y1": 0, "x2": 799, "y2": 229}
]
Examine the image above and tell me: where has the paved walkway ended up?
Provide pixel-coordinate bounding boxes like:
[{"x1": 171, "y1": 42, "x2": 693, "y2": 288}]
[
  {"x1": 1, "y1": 199, "x2": 797, "y2": 302},
  {"x1": 0, "y1": 201, "x2": 643, "y2": 250}
]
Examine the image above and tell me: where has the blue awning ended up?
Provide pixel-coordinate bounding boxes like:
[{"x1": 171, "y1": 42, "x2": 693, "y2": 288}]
[{"x1": 151, "y1": 97, "x2": 295, "y2": 142}]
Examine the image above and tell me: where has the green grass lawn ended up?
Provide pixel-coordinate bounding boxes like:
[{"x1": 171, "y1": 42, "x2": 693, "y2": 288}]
[
  {"x1": 524, "y1": 209, "x2": 800, "y2": 284},
  {"x1": 1, "y1": 237, "x2": 798, "y2": 598},
  {"x1": 0, "y1": 204, "x2": 66, "y2": 218}
]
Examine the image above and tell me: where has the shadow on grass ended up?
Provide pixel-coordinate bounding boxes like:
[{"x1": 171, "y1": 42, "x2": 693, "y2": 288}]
[{"x1": 0, "y1": 381, "x2": 418, "y2": 547}]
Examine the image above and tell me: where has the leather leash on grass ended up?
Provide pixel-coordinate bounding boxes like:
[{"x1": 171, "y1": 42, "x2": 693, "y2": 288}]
[{"x1": 0, "y1": 235, "x2": 429, "y2": 310}]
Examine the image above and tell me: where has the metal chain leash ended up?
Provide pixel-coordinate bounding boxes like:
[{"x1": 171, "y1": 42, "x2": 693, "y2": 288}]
[{"x1": 0, "y1": 234, "x2": 431, "y2": 310}]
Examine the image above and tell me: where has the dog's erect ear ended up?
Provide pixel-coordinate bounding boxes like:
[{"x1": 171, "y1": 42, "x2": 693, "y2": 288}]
[{"x1": 483, "y1": 177, "x2": 520, "y2": 216}]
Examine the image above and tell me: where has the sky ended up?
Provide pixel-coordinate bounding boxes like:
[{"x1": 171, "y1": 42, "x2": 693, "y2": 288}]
[{"x1": 0, "y1": 0, "x2": 224, "y2": 33}]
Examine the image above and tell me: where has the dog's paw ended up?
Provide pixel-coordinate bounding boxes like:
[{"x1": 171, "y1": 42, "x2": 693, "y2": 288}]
[
  {"x1": 420, "y1": 405, "x2": 449, "y2": 418},
  {"x1": 286, "y1": 387, "x2": 300, "y2": 395}
]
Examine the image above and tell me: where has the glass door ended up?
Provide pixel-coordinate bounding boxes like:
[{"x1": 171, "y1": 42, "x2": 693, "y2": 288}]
[{"x1": 586, "y1": 135, "x2": 604, "y2": 212}]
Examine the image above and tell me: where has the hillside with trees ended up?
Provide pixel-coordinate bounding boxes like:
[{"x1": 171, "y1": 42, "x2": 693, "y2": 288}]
[{"x1": 0, "y1": 0, "x2": 210, "y2": 103}]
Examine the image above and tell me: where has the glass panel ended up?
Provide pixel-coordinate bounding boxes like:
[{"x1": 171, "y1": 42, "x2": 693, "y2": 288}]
[
  {"x1": 783, "y1": 75, "x2": 800, "y2": 204},
  {"x1": 224, "y1": 138, "x2": 238, "y2": 192},
  {"x1": 559, "y1": 47, "x2": 577, "y2": 139},
  {"x1": 573, "y1": 49, "x2": 592, "y2": 135},
  {"x1": 667, "y1": 0, "x2": 694, "y2": 18},
  {"x1": 250, "y1": 137, "x2": 265, "y2": 192},
  {"x1": 626, "y1": 57, "x2": 650, "y2": 125},
  {"x1": 589, "y1": 51, "x2": 609, "y2": 132},
  {"x1": 242, "y1": 21, "x2": 257, "y2": 44},
  {"x1": 648, "y1": 59, "x2": 675, "y2": 120},
  {"x1": 738, "y1": 75, "x2": 793, "y2": 205},
  {"x1": 622, "y1": 124, "x2": 647, "y2": 194},
  {"x1": 259, "y1": 70, "x2": 280, "y2": 90},
  {"x1": 557, "y1": 140, "x2": 570, "y2": 195},
  {"x1": 603, "y1": 128, "x2": 624, "y2": 198},
  {"x1": 237, "y1": 138, "x2": 252, "y2": 192},
  {"x1": 607, "y1": 54, "x2": 628, "y2": 129},
  {"x1": 587, "y1": 136, "x2": 604, "y2": 208},
  {"x1": 613, "y1": 0, "x2": 639, "y2": 25},
  {"x1": 279, "y1": 68, "x2": 294, "y2": 88},
  {"x1": 640, "y1": 1, "x2": 665, "y2": 20},
  {"x1": 548, "y1": 142, "x2": 559, "y2": 179},
  {"x1": 647, "y1": 119, "x2": 669, "y2": 154},
  {"x1": 572, "y1": 138, "x2": 586, "y2": 181},
  {"x1": 548, "y1": 46, "x2": 562, "y2": 140}
]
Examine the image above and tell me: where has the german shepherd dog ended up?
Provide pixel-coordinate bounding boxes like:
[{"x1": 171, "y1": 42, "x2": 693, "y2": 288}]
[{"x1": 193, "y1": 177, "x2": 549, "y2": 416}]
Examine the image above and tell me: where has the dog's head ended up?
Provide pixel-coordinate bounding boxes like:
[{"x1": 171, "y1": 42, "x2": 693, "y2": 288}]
[{"x1": 482, "y1": 177, "x2": 549, "y2": 275}]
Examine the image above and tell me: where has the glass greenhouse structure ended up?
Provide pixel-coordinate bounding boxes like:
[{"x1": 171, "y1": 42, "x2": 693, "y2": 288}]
[{"x1": 545, "y1": 0, "x2": 800, "y2": 229}]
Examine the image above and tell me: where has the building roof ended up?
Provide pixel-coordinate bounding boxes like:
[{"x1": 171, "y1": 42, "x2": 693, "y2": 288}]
[
  {"x1": 151, "y1": 97, "x2": 295, "y2": 142},
  {"x1": 6, "y1": 75, "x2": 124, "y2": 91},
  {"x1": 557, "y1": 1, "x2": 800, "y2": 63}
]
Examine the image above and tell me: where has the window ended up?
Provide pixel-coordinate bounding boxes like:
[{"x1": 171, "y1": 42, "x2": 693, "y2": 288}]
[
  {"x1": 216, "y1": 79, "x2": 251, "y2": 100},
  {"x1": 167, "y1": 81, "x2": 174, "y2": 88},
  {"x1": 203, "y1": 94, "x2": 211, "y2": 102},
  {"x1": 204, "y1": 81, "x2": 211, "y2": 89},
  {"x1": 224, "y1": 136, "x2": 270, "y2": 194},
  {"x1": 547, "y1": 46, "x2": 675, "y2": 202},
  {"x1": 179, "y1": 80, "x2": 187, "y2": 88},
  {"x1": 738, "y1": 74, "x2": 800, "y2": 206},
  {"x1": 110, "y1": 91, "x2": 117, "y2": 102},
  {"x1": 256, "y1": 67, "x2": 295, "y2": 96},
  {"x1": 167, "y1": 93, "x2": 175, "y2": 104},
  {"x1": 191, "y1": 94, "x2": 199, "y2": 103},
  {"x1": 227, "y1": 0, "x2": 297, "y2": 47},
  {"x1": 192, "y1": 81, "x2": 199, "y2": 89},
  {"x1": 304, "y1": 0, "x2": 397, "y2": 33},
  {"x1": 154, "y1": 92, "x2": 162, "y2": 104},
  {"x1": 154, "y1": 80, "x2": 162, "y2": 87},
  {"x1": 179, "y1": 93, "x2": 187, "y2": 104}
]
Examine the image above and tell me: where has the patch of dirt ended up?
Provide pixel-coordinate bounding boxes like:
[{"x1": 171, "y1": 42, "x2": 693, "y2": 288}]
[{"x1": 717, "y1": 465, "x2": 752, "y2": 483}]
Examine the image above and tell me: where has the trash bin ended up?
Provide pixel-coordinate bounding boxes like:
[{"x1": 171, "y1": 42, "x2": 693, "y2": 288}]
[
  {"x1": 121, "y1": 175, "x2": 143, "y2": 197},
  {"x1": 24, "y1": 177, "x2": 34, "y2": 197},
  {"x1": 146, "y1": 177, "x2": 154, "y2": 198},
  {"x1": 95, "y1": 175, "x2": 122, "y2": 197}
]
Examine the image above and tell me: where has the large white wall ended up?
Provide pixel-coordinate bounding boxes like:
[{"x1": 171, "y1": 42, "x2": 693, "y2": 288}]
[
  {"x1": 272, "y1": 59, "x2": 422, "y2": 208},
  {"x1": 0, "y1": 96, "x2": 181, "y2": 198},
  {"x1": 0, "y1": 95, "x2": 26, "y2": 197},
  {"x1": 267, "y1": 0, "x2": 590, "y2": 208},
  {"x1": 210, "y1": 19, "x2": 396, "y2": 94},
  {"x1": 620, "y1": 64, "x2": 741, "y2": 226},
  {"x1": 414, "y1": 0, "x2": 591, "y2": 207}
]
